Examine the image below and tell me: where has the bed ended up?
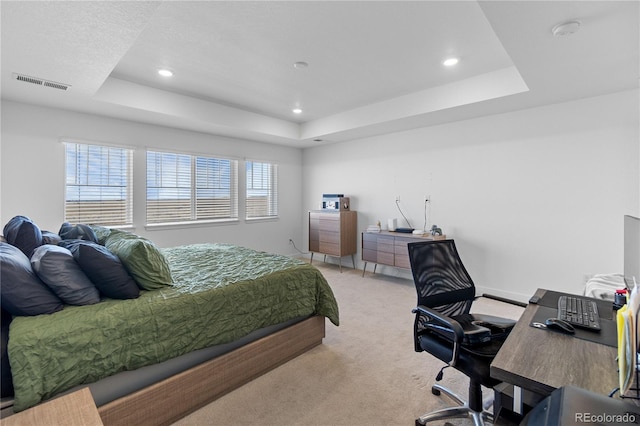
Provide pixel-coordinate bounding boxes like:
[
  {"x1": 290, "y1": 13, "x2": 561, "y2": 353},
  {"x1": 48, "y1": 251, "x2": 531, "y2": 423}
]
[{"x1": 1, "y1": 218, "x2": 339, "y2": 425}]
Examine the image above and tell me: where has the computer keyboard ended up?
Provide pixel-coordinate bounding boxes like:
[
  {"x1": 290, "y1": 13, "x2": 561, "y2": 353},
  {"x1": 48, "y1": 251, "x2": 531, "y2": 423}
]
[{"x1": 557, "y1": 295, "x2": 601, "y2": 331}]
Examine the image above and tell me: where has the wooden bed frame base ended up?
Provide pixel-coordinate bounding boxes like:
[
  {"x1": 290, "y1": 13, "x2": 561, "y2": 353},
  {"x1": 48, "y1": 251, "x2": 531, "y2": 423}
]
[{"x1": 98, "y1": 316, "x2": 326, "y2": 426}]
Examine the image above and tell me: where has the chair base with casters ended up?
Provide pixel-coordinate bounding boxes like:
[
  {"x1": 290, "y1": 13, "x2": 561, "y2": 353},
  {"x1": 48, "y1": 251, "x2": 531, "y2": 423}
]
[{"x1": 416, "y1": 381, "x2": 493, "y2": 426}]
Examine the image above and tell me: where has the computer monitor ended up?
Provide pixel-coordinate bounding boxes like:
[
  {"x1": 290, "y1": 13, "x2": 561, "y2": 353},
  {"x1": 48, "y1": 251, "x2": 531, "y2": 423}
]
[{"x1": 624, "y1": 215, "x2": 640, "y2": 286}]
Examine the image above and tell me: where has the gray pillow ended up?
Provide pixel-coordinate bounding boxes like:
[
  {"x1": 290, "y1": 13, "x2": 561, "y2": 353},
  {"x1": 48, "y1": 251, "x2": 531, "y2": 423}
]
[
  {"x1": 31, "y1": 245, "x2": 100, "y2": 306},
  {"x1": 0, "y1": 243, "x2": 63, "y2": 316}
]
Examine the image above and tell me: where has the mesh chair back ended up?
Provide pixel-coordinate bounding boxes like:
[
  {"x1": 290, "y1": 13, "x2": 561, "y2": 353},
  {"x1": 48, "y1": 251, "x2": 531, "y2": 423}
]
[{"x1": 408, "y1": 240, "x2": 475, "y2": 317}]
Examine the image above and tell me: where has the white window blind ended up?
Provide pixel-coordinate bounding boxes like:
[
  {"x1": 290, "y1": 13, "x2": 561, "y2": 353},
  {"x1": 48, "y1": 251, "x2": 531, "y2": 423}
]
[
  {"x1": 147, "y1": 151, "x2": 238, "y2": 224},
  {"x1": 64, "y1": 142, "x2": 133, "y2": 226},
  {"x1": 246, "y1": 161, "x2": 278, "y2": 219}
]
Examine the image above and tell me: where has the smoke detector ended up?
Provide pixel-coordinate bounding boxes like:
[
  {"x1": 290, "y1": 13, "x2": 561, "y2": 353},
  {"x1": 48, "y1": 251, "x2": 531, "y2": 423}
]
[{"x1": 552, "y1": 20, "x2": 581, "y2": 37}]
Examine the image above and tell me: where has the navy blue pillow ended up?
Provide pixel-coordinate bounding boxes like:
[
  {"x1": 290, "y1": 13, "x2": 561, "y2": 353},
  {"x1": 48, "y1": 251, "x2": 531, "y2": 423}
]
[
  {"x1": 58, "y1": 240, "x2": 139, "y2": 300},
  {"x1": 3, "y1": 216, "x2": 43, "y2": 257},
  {"x1": 41, "y1": 231, "x2": 62, "y2": 245},
  {"x1": 0, "y1": 243, "x2": 63, "y2": 316},
  {"x1": 58, "y1": 222, "x2": 98, "y2": 243},
  {"x1": 31, "y1": 245, "x2": 100, "y2": 306}
]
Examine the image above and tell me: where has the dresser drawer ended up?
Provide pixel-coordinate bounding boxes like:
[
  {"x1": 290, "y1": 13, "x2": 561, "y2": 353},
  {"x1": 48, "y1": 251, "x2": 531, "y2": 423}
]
[
  {"x1": 319, "y1": 242, "x2": 340, "y2": 256},
  {"x1": 394, "y1": 238, "x2": 422, "y2": 269},
  {"x1": 378, "y1": 236, "x2": 395, "y2": 253},
  {"x1": 319, "y1": 231, "x2": 339, "y2": 245},
  {"x1": 377, "y1": 251, "x2": 395, "y2": 265},
  {"x1": 362, "y1": 248, "x2": 377, "y2": 262},
  {"x1": 394, "y1": 252, "x2": 411, "y2": 269}
]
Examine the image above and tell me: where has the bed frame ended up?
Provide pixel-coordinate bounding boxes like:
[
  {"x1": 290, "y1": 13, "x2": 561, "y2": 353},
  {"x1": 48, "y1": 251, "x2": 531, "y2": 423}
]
[{"x1": 97, "y1": 315, "x2": 326, "y2": 426}]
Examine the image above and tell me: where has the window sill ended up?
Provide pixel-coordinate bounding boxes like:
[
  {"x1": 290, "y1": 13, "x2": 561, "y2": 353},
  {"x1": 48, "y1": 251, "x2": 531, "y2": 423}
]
[
  {"x1": 245, "y1": 216, "x2": 279, "y2": 223},
  {"x1": 145, "y1": 218, "x2": 239, "y2": 231}
]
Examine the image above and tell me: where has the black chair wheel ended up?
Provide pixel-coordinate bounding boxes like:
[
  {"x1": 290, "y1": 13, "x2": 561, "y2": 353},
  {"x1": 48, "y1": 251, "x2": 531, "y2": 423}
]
[{"x1": 431, "y1": 386, "x2": 441, "y2": 396}]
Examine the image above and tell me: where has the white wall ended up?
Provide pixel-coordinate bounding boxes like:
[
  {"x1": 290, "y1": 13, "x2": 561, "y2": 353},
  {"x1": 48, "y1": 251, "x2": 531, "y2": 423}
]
[
  {"x1": 303, "y1": 90, "x2": 640, "y2": 302},
  {"x1": 0, "y1": 101, "x2": 304, "y2": 255},
  {"x1": 3, "y1": 91, "x2": 638, "y2": 303}
]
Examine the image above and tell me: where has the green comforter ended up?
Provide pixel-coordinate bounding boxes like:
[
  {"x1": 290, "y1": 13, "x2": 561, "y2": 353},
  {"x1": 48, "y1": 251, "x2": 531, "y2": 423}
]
[{"x1": 8, "y1": 243, "x2": 339, "y2": 411}]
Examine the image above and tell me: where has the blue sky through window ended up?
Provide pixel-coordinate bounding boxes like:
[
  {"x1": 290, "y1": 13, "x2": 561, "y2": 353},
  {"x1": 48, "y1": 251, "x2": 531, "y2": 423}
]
[
  {"x1": 147, "y1": 152, "x2": 232, "y2": 200},
  {"x1": 246, "y1": 161, "x2": 271, "y2": 198},
  {"x1": 65, "y1": 143, "x2": 129, "y2": 201}
]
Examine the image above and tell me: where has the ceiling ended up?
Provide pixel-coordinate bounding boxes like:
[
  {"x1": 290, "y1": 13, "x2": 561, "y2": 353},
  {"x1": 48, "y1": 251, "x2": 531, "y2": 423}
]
[{"x1": 1, "y1": 1, "x2": 638, "y2": 148}]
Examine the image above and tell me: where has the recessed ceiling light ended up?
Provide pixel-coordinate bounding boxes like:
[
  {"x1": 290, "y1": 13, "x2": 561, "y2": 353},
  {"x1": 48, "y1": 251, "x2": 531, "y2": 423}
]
[
  {"x1": 292, "y1": 108, "x2": 303, "y2": 114},
  {"x1": 293, "y1": 61, "x2": 309, "y2": 69},
  {"x1": 443, "y1": 58, "x2": 459, "y2": 67},
  {"x1": 158, "y1": 69, "x2": 173, "y2": 77}
]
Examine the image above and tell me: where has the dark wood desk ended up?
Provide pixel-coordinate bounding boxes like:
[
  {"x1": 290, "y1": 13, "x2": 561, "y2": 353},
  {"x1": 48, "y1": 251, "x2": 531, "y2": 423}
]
[{"x1": 490, "y1": 288, "x2": 619, "y2": 416}]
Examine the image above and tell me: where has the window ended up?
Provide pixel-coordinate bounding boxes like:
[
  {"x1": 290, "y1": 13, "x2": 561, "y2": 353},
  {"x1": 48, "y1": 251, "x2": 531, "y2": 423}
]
[
  {"x1": 246, "y1": 161, "x2": 278, "y2": 219},
  {"x1": 64, "y1": 142, "x2": 133, "y2": 226},
  {"x1": 146, "y1": 151, "x2": 238, "y2": 224}
]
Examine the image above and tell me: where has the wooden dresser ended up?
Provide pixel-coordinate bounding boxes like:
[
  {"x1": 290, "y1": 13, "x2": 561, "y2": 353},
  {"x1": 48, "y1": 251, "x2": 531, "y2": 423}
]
[
  {"x1": 361, "y1": 231, "x2": 446, "y2": 275},
  {"x1": 309, "y1": 210, "x2": 357, "y2": 272}
]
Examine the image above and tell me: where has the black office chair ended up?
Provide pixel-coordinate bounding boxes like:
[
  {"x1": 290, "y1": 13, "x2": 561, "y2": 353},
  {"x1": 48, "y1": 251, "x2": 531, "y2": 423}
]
[{"x1": 408, "y1": 240, "x2": 516, "y2": 426}]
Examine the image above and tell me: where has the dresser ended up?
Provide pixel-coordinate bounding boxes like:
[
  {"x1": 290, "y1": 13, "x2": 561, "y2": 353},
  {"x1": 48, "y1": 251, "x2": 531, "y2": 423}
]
[
  {"x1": 361, "y1": 231, "x2": 446, "y2": 275},
  {"x1": 309, "y1": 210, "x2": 357, "y2": 272}
]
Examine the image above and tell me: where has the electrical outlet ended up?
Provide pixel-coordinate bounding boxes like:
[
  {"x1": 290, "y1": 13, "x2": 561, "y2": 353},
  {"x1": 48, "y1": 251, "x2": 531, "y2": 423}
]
[
  {"x1": 395, "y1": 195, "x2": 400, "y2": 202},
  {"x1": 288, "y1": 238, "x2": 293, "y2": 245}
]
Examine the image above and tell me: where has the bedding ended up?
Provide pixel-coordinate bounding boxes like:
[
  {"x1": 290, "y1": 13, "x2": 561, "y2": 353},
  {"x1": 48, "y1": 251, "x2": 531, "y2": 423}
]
[{"x1": 7, "y1": 243, "x2": 339, "y2": 412}]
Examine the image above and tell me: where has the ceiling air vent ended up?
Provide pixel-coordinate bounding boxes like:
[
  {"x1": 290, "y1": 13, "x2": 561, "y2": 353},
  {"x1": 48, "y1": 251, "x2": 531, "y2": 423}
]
[{"x1": 12, "y1": 73, "x2": 70, "y2": 91}]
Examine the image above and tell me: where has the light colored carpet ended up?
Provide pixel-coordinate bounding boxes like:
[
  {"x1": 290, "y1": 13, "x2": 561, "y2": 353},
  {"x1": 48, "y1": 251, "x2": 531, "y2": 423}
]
[{"x1": 172, "y1": 263, "x2": 525, "y2": 426}]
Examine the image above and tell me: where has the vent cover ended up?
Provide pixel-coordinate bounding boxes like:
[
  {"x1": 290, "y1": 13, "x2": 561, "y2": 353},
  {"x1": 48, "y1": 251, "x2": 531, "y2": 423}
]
[{"x1": 12, "y1": 73, "x2": 70, "y2": 91}]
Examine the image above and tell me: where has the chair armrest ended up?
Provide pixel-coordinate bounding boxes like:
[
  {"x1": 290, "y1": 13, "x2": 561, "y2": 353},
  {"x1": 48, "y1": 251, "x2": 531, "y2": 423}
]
[
  {"x1": 412, "y1": 305, "x2": 464, "y2": 367},
  {"x1": 471, "y1": 313, "x2": 516, "y2": 330}
]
